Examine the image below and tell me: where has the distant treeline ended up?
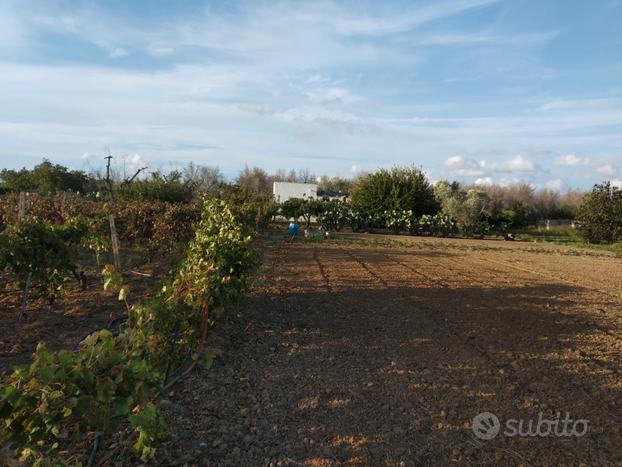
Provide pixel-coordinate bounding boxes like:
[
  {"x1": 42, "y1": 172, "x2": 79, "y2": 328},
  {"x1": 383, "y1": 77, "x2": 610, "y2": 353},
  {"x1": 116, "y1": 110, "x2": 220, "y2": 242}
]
[{"x1": 2, "y1": 159, "x2": 620, "y2": 243}]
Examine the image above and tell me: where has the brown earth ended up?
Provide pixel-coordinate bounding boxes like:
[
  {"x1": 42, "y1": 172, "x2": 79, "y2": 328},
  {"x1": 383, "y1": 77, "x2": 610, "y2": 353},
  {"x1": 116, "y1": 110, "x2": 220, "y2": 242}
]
[
  {"x1": 0, "y1": 253, "x2": 178, "y2": 372},
  {"x1": 161, "y1": 235, "x2": 622, "y2": 466}
]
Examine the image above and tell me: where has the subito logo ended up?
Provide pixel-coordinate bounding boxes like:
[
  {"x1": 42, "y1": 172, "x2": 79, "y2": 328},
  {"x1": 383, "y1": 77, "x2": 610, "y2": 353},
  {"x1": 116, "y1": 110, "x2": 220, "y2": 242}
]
[{"x1": 472, "y1": 412, "x2": 501, "y2": 440}]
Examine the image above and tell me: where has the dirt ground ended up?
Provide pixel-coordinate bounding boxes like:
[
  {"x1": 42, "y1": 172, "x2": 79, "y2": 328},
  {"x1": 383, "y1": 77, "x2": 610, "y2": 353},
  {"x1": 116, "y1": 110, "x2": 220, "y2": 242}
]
[
  {"x1": 0, "y1": 253, "x2": 178, "y2": 372},
  {"x1": 161, "y1": 234, "x2": 622, "y2": 466}
]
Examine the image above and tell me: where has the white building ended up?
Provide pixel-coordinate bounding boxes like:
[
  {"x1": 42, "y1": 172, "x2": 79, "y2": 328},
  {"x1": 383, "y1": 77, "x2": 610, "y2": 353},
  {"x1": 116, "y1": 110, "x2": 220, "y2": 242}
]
[{"x1": 273, "y1": 182, "x2": 317, "y2": 202}]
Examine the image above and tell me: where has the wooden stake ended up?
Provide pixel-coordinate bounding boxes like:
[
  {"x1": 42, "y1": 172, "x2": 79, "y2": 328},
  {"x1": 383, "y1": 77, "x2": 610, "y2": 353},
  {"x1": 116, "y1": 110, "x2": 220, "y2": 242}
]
[
  {"x1": 109, "y1": 214, "x2": 121, "y2": 271},
  {"x1": 18, "y1": 192, "x2": 26, "y2": 223},
  {"x1": 18, "y1": 271, "x2": 32, "y2": 323}
]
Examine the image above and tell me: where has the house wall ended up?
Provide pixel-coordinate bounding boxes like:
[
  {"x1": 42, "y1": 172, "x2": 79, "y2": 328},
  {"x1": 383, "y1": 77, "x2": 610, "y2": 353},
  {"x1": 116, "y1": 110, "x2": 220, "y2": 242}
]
[{"x1": 273, "y1": 182, "x2": 318, "y2": 202}]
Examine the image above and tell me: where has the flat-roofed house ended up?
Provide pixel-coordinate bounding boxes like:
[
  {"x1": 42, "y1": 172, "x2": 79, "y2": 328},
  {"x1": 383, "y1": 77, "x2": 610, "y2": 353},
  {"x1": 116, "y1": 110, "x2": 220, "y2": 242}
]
[{"x1": 273, "y1": 182, "x2": 318, "y2": 202}]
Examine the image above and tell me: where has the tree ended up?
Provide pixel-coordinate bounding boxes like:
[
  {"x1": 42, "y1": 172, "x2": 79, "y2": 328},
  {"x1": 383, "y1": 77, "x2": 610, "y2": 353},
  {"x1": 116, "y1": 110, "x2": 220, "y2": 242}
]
[
  {"x1": 280, "y1": 198, "x2": 304, "y2": 221},
  {"x1": 317, "y1": 175, "x2": 355, "y2": 194},
  {"x1": 183, "y1": 163, "x2": 223, "y2": 195},
  {"x1": 0, "y1": 160, "x2": 91, "y2": 193},
  {"x1": 296, "y1": 168, "x2": 316, "y2": 184},
  {"x1": 434, "y1": 181, "x2": 489, "y2": 235},
  {"x1": 237, "y1": 166, "x2": 272, "y2": 195},
  {"x1": 577, "y1": 182, "x2": 622, "y2": 243},
  {"x1": 350, "y1": 166, "x2": 438, "y2": 220},
  {"x1": 117, "y1": 170, "x2": 193, "y2": 203},
  {"x1": 479, "y1": 183, "x2": 535, "y2": 225},
  {"x1": 279, "y1": 198, "x2": 324, "y2": 227}
]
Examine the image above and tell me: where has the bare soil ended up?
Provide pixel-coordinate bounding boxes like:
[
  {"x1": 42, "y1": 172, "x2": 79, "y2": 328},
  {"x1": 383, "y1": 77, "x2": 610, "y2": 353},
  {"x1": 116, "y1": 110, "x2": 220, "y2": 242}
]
[
  {"x1": 161, "y1": 235, "x2": 622, "y2": 466},
  {"x1": 0, "y1": 253, "x2": 178, "y2": 372}
]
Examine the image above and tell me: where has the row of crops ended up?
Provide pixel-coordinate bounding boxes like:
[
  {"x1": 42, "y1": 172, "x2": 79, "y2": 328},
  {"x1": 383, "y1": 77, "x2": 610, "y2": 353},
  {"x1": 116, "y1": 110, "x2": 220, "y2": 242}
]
[
  {"x1": 321, "y1": 206, "x2": 464, "y2": 236},
  {"x1": 0, "y1": 195, "x2": 262, "y2": 464},
  {"x1": 287, "y1": 200, "x2": 486, "y2": 237}
]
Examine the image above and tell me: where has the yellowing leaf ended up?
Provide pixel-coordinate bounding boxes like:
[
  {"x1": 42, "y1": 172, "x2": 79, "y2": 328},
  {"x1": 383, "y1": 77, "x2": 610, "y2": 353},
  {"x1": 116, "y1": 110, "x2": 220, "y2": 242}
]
[{"x1": 118, "y1": 285, "x2": 130, "y2": 301}]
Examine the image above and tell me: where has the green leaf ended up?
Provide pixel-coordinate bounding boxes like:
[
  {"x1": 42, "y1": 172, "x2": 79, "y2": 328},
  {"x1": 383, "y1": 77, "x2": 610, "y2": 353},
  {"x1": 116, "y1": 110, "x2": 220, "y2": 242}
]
[{"x1": 113, "y1": 396, "x2": 133, "y2": 417}]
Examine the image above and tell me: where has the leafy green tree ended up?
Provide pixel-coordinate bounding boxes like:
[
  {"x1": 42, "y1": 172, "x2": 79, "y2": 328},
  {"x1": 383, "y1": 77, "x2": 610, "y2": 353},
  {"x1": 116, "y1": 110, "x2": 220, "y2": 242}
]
[
  {"x1": 280, "y1": 198, "x2": 305, "y2": 221},
  {"x1": 499, "y1": 209, "x2": 518, "y2": 227},
  {"x1": 351, "y1": 166, "x2": 439, "y2": 221},
  {"x1": 0, "y1": 168, "x2": 33, "y2": 191},
  {"x1": 0, "y1": 160, "x2": 91, "y2": 193},
  {"x1": 280, "y1": 198, "x2": 324, "y2": 227},
  {"x1": 577, "y1": 182, "x2": 622, "y2": 243}
]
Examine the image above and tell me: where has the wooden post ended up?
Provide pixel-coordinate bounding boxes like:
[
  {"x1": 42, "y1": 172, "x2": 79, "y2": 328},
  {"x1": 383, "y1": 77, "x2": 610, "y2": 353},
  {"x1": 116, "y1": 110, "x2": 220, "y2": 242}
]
[
  {"x1": 18, "y1": 192, "x2": 26, "y2": 223},
  {"x1": 109, "y1": 214, "x2": 121, "y2": 271},
  {"x1": 18, "y1": 271, "x2": 32, "y2": 323},
  {"x1": 104, "y1": 154, "x2": 122, "y2": 271},
  {"x1": 61, "y1": 192, "x2": 67, "y2": 220}
]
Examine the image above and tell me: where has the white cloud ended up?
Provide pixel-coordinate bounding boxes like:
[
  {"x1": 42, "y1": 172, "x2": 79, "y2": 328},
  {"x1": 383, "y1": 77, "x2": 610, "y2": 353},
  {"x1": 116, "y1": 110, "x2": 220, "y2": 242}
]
[
  {"x1": 554, "y1": 154, "x2": 590, "y2": 166},
  {"x1": 444, "y1": 154, "x2": 538, "y2": 181},
  {"x1": 120, "y1": 153, "x2": 148, "y2": 168},
  {"x1": 444, "y1": 155, "x2": 464, "y2": 167},
  {"x1": 351, "y1": 164, "x2": 364, "y2": 174},
  {"x1": 545, "y1": 178, "x2": 565, "y2": 191},
  {"x1": 444, "y1": 155, "x2": 487, "y2": 176},
  {"x1": 611, "y1": 179, "x2": 622, "y2": 189},
  {"x1": 505, "y1": 154, "x2": 535, "y2": 172},
  {"x1": 474, "y1": 177, "x2": 493, "y2": 185},
  {"x1": 596, "y1": 164, "x2": 618, "y2": 176}
]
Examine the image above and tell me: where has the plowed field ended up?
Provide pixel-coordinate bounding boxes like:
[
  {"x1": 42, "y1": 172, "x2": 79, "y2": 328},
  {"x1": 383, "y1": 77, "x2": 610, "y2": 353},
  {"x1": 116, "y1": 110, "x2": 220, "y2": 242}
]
[{"x1": 163, "y1": 235, "x2": 622, "y2": 465}]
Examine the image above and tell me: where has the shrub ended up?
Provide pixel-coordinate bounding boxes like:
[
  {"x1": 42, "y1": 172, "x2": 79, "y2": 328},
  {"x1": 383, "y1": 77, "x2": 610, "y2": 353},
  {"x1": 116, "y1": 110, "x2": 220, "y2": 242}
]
[
  {"x1": 170, "y1": 197, "x2": 259, "y2": 313},
  {"x1": 316, "y1": 200, "x2": 350, "y2": 231},
  {"x1": 350, "y1": 166, "x2": 439, "y2": 219},
  {"x1": 384, "y1": 209, "x2": 415, "y2": 233},
  {"x1": 577, "y1": 182, "x2": 622, "y2": 243},
  {"x1": 218, "y1": 184, "x2": 278, "y2": 233}
]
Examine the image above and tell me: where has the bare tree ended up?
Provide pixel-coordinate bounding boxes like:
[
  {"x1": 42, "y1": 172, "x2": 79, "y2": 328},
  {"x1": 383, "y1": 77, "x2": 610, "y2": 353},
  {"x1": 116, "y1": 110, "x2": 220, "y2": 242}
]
[
  {"x1": 296, "y1": 168, "x2": 316, "y2": 184},
  {"x1": 237, "y1": 165, "x2": 272, "y2": 195},
  {"x1": 317, "y1": 175, "x2": 355, "y2": 193},
  {"x1": 478, "y1": 183, "x2": 586, "y2": 221},
  {"x1": 183, "y1": 162, "x2": 223, "y2": 195}
]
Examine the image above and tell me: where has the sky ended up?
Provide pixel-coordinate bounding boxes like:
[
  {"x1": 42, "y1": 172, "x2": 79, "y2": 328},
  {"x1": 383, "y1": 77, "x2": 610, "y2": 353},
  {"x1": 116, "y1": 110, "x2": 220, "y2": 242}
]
[{"x1": 0, "y1": 0, "x2": 621, "y2": 189}]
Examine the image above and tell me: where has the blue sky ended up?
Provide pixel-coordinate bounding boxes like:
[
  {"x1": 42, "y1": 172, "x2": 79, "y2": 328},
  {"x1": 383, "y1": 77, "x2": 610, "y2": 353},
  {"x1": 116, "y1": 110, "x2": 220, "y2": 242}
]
[{"x1": 0, "y1": 0, "x2": 621, "y2": 189}]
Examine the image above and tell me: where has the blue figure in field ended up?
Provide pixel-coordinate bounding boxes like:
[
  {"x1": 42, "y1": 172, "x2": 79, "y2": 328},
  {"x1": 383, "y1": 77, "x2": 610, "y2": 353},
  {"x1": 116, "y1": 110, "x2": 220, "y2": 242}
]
[{"x1": 288, "y1": 221, "x2": 299, "y2": 241}]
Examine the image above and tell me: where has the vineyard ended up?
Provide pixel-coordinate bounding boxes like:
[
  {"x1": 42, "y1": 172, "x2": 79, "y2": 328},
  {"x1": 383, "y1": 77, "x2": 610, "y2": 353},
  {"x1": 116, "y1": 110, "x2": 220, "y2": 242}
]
[
  {"x1": 1, "y1": 191, "x2": 622, "y2": 465},
  {"x1": 0, "y1": 192, "x2": 266, "y2": 464}
]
